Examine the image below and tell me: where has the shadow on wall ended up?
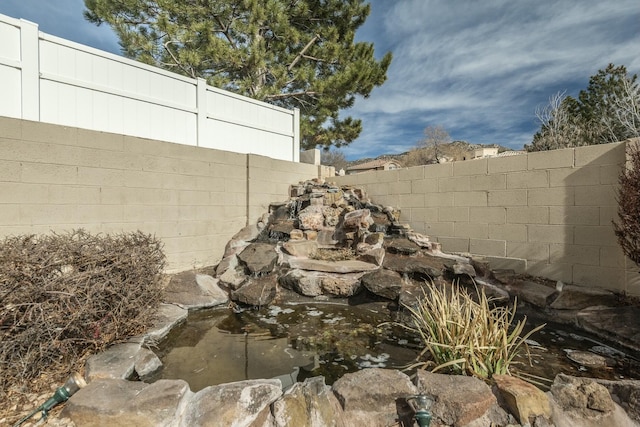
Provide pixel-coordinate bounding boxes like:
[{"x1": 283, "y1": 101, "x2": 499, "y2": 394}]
[{"x1": 525, "y1": 142, "x2": 640, "y2": 295}]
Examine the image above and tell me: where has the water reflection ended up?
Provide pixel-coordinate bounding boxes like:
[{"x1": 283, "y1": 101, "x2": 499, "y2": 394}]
[
  {"x1": 150, "y1": 302, "x2": 639, "y2": 392},
  {"x1": 151, "y1": 302, "x2": 418, "y2": 391}
]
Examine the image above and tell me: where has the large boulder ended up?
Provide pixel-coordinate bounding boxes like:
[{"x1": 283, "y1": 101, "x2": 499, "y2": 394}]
[
  {"x1": 237, "y1": 243, "x2": 278, "y2": 275},
  {"x1": 231, "y1": 274, "x2": 278, "y2": 306},
  {"x1": 415, "y1": 371, "x2": 508, "y2": 427},
  {"x1": 332, "y1": 368, "x2": 417, "y2": 427},
  {"x1": 272, "y1": 376, "x2": 345, "y2": 427},
  {"x1": 63, "y1": 379, "x2": 191, "y2": 427},
  {"x1": 548, "y1": 374, "x2": 636, "y2": 427},
  {"x1": 493, "y1": 374, "x2": 552, "y2": 425},
  {"x1": 360, "y1": 269, "x2": 404, "y2": 300},
  {"x1": 182, "y1": 379, "x2": 282, "y2": 427}
]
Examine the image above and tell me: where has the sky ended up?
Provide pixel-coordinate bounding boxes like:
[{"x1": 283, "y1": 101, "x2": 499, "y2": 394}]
[{"x1": 1, "y1": 0, "x2": 639, "y2": 160}]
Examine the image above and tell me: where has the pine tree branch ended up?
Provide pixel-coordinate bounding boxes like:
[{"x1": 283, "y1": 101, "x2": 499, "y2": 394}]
[
  {"x1": 163, "y1": 40, "x2": 196, "y2": 79},
  {"x1": 288, "y1": 34, "x2": 320, "y2": 71},
  {"x1": 264, "y1": 91, "x2": 318, "y2": 100}
]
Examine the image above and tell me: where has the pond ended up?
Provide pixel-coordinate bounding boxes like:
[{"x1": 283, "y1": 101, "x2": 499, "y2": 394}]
[{"x1": 147, "y1": 299, "x2": 640, "y2": 392}]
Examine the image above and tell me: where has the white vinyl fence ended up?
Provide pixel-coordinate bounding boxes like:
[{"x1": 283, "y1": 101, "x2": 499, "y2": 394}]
[{"x1": 0, "y1": 15, "x2": 300, "y2": 162}]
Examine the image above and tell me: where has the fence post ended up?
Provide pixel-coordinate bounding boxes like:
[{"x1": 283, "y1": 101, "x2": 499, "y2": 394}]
[
  {"x1": 196, "y1": 78, "x2": 208, "y2": 147},
  {"x1": 293, "y1": 108, "x2": 300, "y2": 162},
  {"x1": 19, "y1": 19, "x2": 39, "y2": 121}
]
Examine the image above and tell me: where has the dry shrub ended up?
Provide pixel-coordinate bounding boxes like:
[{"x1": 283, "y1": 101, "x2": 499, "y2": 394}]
[
  {"x1": 310, "y1": 247, "x2": 355, "y2": 261},
  {"x1": 0, "y1": 230, "x2": 165, "y2": 399},
  {"x1": 614, "y1": 141, "x2": 640, "y2": 270}
]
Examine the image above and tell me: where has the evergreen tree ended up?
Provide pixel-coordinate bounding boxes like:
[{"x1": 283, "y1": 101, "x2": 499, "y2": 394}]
[
  {"x1": 527, "y1": 64, "x2": 639, "y2": 151},
  {"x1": 84, "y1": 0, "x2": 392, "y2": 150}
]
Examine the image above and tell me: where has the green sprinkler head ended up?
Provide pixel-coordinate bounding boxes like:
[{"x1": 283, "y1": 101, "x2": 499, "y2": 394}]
[{"x1": 406, "y1": 394, "x2": 434, "y2": 427}]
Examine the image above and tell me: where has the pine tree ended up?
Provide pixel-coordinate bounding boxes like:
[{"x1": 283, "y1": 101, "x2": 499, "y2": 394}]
[
  {"x1": 527, "y1": 64, "x2": 639, "y2": 151},
  {"x1": 84, "y1": 0, "x2": 392, "y2": 150}
]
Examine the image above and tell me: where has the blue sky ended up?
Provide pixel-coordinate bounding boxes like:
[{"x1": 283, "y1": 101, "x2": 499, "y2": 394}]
[{"x1": 1, "y1": 0, "x2": 639, "y2": 160}]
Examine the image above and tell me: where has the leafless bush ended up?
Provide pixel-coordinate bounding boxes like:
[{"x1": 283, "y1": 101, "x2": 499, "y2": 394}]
[
  {"x1": 614, "y1": 141, "x2": 640, "y2": 270},
  {"x1": 0, "y1": 230, "x2": 165, "y2": 399}
]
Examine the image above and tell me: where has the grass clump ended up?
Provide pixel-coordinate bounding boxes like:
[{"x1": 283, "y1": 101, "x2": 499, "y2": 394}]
[
  {"x1": 0, "y1": 230, "x2": 166, "y2": 403},
  {"x1": 402, "y1": 281, "x2": 544, "y2": 380}
]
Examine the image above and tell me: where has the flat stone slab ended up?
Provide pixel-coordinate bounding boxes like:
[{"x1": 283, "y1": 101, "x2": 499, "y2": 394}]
[
  {"x1": 164, "y1": 272, "x2": 228, "y2": 310},
  {"x1": 382, "y1": 252, "x2": 448, "y2": 278},
  {"x1": 550, "y1": 284, "x2": 619, "y2": 310},
  {"x1": 145, "y1": 303, "x2": 188, "y2": 342},
  {"x1": 84, "y1": 342, "x2": 142, "y2": 381},
  {"x1": 508, "y1": 280, "x2": 558, "y2": 307},
  {"x1": 577, "y1": 306, "x2": 640, "y2": 353},
  {"x1": 288, "y1": 258, "x2": 378, "y2": 273}
]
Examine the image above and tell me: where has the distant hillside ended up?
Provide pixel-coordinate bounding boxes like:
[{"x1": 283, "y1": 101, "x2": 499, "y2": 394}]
[{"x1": 347, "y1": 141, "x2": 514, "y2": 169}]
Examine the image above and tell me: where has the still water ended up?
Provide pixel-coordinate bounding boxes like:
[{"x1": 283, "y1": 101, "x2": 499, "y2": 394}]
[{"x1": 149, "y1": 301, "x2": 639, "y2": 392}]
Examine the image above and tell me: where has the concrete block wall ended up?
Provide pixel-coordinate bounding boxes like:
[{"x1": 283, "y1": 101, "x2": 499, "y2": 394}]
[
  {"x1": 334, "y1": 142, "x2": 640, "y2": 296},
  {"x1": 0, "y1": 117, "x2": 319, "y2": 271}
]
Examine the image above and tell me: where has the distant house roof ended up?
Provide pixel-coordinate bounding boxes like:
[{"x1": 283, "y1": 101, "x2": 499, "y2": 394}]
[{"x1": 346, "y1": 159, "x2": 402, "y2": 173}]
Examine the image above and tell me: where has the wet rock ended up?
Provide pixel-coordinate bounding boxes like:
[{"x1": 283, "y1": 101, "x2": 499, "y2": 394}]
[
  {"x1": 164, "y1": 272, "x2": 228, "y2": 310},
  {"x1": 493, "y1": 374, "x2": 552, "y2": 425},
  {"x1": 269, "y1": 220, "x2": 296, "y2": 238},
  {"x1": 550, "y1": 285, "x2": 619, "y2": 310},
  {"x1": 134, "y1": 347, "x2": 163, "y2": 379},
  {"x1": 288, "y1": 258, "x2": 378, "y2": 273},
  {"x1": 282, "y1": 240, "x2": 318, "y2": 258},
  {"x1": 237, "y1": 243, "x2": 278, "y2": 275},
  {"x1": 384, "y1": 238, "x2": 421, "y2": 255},
  {"x1": 272, "y1": 376, "x2": 344, "y2": 427},
  {"x1": 298, "y1": 205, "x2": 325, "y2": 230},
  {"x1": 508, "y1": 280, "x2": 558, "y2": 307},
  {"x1": 382, "y1": 252, "x2": 446, "y2": 279},
  {"x1": 182, "y1": 379, "x2": 281, "y2": 427},
  {"x1": 332, "y1": 368, "x2": 416, "y2": 426},
  {"x1": 63, "y1": 379, "x2": 190, "y2": 427},
  {"x1": 369, "y1": 211, "x2": 391, "y2": 233},
  {"x1": 576, "y1": 306, "x2": 640, "y2": 353},
  {"x1": 145, "y1": 303, "x2": 188, "y2": 342},
  {"x1": 415, "y1": 371, "x2": 503, "y2": 427},
  {"x1": 564, "y1": 350, "x2": 609, "y2": 368},
  {"x1": 231, "y1": 274, "x2": 278, "y2": 306},
  {"x1": 219, "y1": 265, "x2": 247, "y2": 290},
  {"x1": 84, "y1": 342, "x2": 142, "y2": 381},
  {"x1": 361, "y1": 269, "x2": 404, "y2": 300}
]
